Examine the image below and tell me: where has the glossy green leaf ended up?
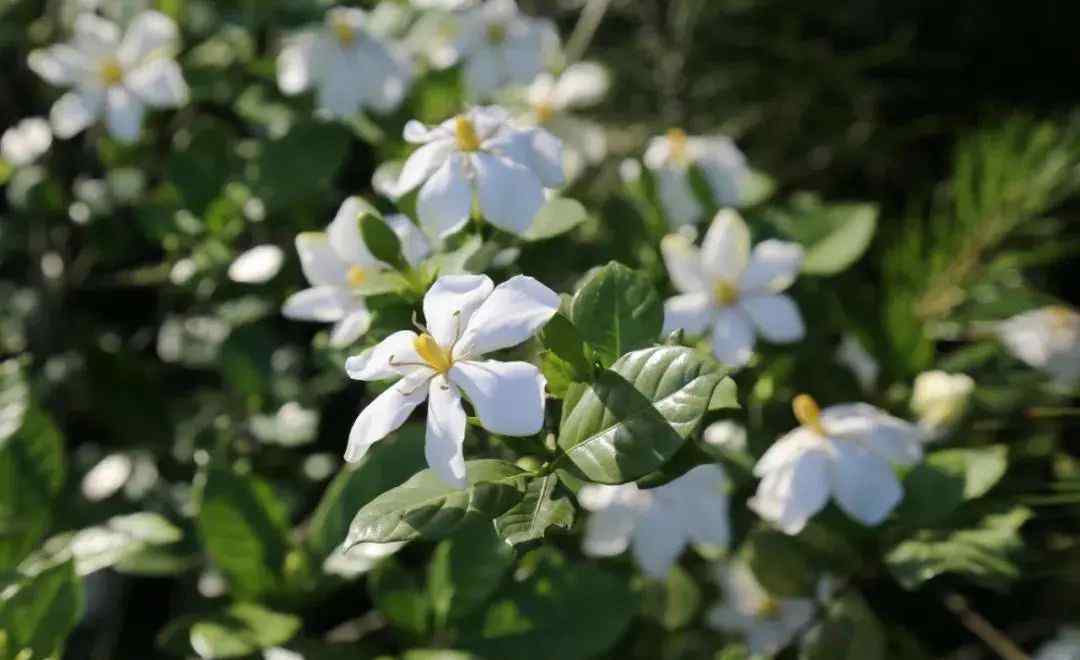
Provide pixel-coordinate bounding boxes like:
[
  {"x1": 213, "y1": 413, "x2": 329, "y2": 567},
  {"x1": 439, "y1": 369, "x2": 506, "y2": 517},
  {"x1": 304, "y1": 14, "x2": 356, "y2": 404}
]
[
  {"x1": 0, "y1": 560, "x2": 83, "y2": 660},
  {"x1": 428, "y1": 519, "x2": 515, "y2": 627},
  {"x1": 158, "y1": 602, "x2": 301, "y2": 659},
  {"x1": 370, "y1": 557, "x2": 431, "y2": 637},
  {"x1": 570, "y1": 262, "x2": 663, "y2": 365},
  {"x1": 253, "y1": 122, "x2": 350, "y2": 208},
  {"x1": 641, "y1": 565, "x2": 702, "y2": 631},
  {"x1": 523, "y1": 197, "x2": 588, "y2": 241},
  {"x1": 360, "y1": 212, "x2": 406, "y2": 270},
  {"x1": 896, "y1": 445, "x2": 1009, "y2": 526},
  {"x1": 743, "y1": 529, "x2": 818, "y2": 598},
  {"x1": 763, "y1": 202, "x2": 878, "y2": 276},
  {"x1": 558, "y1": 346, "x2": 728, "y2": 483},
  {"x1": 0, "y1": 406, "x2": 64, "y2": 570},
  {"x1": 494, "y1": 474, "x2": 575, "y2": 546}
]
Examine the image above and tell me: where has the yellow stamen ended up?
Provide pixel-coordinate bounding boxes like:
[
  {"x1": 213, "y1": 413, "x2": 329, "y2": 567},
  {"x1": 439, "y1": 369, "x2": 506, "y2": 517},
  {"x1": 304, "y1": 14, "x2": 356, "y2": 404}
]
[
  {"x1": 534, "y1": 100, "x2": 555, "y2": 124},
  {"x1": 454, "y1": 115, "x2": 482, "y2": 152},
  {"x1": 486, "y1": 22, "x2": 507, "y2": 44},
  {"x1": 1049, "y1": 305, "x2": 1077, "y2": 328},
  {"x1": 331, "y1": 16, "x2": 357, "y2": 47},
  {"x1": 414, "y1": 333, "x2": 453, "y2": 374},
  {"x1": 346, "y1": 265, "x2": 367, "y2": 288},
  {"x1": 756, "y1": 598, "x2": 781, "y2": 619},
  {"x1": 99, "y1": 58, "x2": 124, "y2": 87},
  {"x1": 667, "y1": 127, "x2": 689, "y2": 166},
  {"x1": 793, "y1": 394, "x2": 825, "y2": 435},
  {"x1": 713, "y1": 279, "x2": 738, "y2": 306}
]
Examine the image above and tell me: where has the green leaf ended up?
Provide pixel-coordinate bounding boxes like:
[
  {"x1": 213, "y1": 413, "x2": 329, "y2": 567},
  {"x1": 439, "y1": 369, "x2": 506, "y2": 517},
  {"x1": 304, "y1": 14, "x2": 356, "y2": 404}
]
[
  {"x1": 0, "y1": 560, "x2": 84, "y2": 660},
  {"x1": 895, "y1": 445, "x2": 1009, "y2": 526},
  {"x1": 253, "y1": 122, "x2": 350, "y2": 208},
  {"x1": 23, "y1": 512, "x2": 182, "y2": 577},
  {"x1": 641, "y1": 565, "x2": 702, "y2": 631},
  {"x1": 428, "y1": 519, "x2": 515, "y2": 627},
  {"x1": 743, "y1": 529, "x2": 818, "y2": 598},
  {"x1": 708, "y1": 376, "x2": 740, "y2": 411},
  {"x1": 197, "y1": 465, "x2": 291, "y2": 598},
  {"x1": 523, "y1": 197, "x2": 588, "y2": 241},
  {"x1": 346, "y1": 460, "x2": 528, "y2": 544},
  {"x1": 360, "y1": 211, "x2": 406, "y2": 270},
  {"x1": 763, "y1": 202, "x2": 878, "y2": 276},
  {"x1": 370, "y1": 557, "x2": 431, "y2": 637},
  {"x1": 885, "y1": 506, "x2": 1031, "y2": 590},
  {"x1": 494, "y1": 474, "x2": 575, "y2": 546},
  {"x1": 558, "y1": 346, "x2": 727, "y2": 483},
  {"x1": 0, "y1": 406, "x2": 64, "y2": 570},
  {"x1": 458, "y1": 549, "x2": 636, "y2": 660},
  {"x1": 570, "y1": 262, "x2": 663, "y2": 366},
  {"x1": 800, "y1": 592, "x2": 886, "y2": 660},
  {"x1": 158, "y1": 602, "x2": 301, "y2": 659},
  {"x1": 539, "y1": 314, "x2": 591, "y2": 380}
]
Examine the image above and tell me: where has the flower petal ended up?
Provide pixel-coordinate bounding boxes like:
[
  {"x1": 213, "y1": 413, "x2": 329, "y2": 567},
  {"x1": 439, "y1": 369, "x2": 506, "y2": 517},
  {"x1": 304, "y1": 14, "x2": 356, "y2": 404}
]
[
  {"x1": 821, "y1": 403, "x2": 922, "y2": 466},
  {"x1": 753, "y1": 428, "x2": 820, "y2": 476},
  {"x1": 711, "y1": 307, "x2": 756, "y2": 368},
  {"x1": 316, "y1": 46, "x2": 366, "y2": 117},
  {"x1": 473, "y1": 152, "x2": 545, "y2": 236},
  {"x1": 667, "y1": 464, "x2": 730, "y2": 548},
  {"x1": 739, "y1": 294, "x2": 805, "y2": 343},
  {"x1": 449, "y1": 360, "x2": 546, "y2": 436},
  {"x1": 739, "y1": 240, "x2": 804, "y2": 294},
  {"x1": 28, "y1": 45, "x2": 88, "y2": 86},
  {"x1": 228, "y1": 245, "x2": 284, "y2": 283},
  {"x1": 463, "y1": 46, "x2": 503, "y2": 97},
  {"x1": 488, "y1": 128, "x2": 565, "y2": 188},
  {"x1": 125, "y1": 58, "x2": 188, "y2": 108},
  {"x1": 700, "y1": 209, "x2": 750, "y2": 283},
  {"x1": 345, "y1": 370, "x2": 431, "y2": 462},
  {"x1": 423, "y1": 274, "x2": 494, "y2": 348},
  {"x1": 117, "y1": 10, "x2": 179, "y2": 67},
  {"x1": 453, "y1": 275, "x2": 559, "y2": 359},
  {"x1": 425, "y1": 376, "x2": 468, "y2": 488},
  {"x1": 581, "y1": 491, "x2": 638, "y2": 557},
  {"x1": 277, "y1": 34, "x2": 316, "y2": 95},
  {"x1": 104, "y1": 87, "x2": 146, "y2": 143},
  {"x1": 417, "y1": 154, "x2": 473, "y2": 239},
  {"x1": 829, "y1": 441, "x2": 903, "y2": 526},
  {"x1": 327, "y1": 197, "x2": 382, "y2": 269},
  {"x1": 74, "y1": 13, "x2": 121, "y2": 56},
  {"x1": 353, "y1": 38, "x2": 413, "y2": 113},
  {"x1": 329, "y1": 308, "x2": 373, "y2": 348},
  {"x1": 295, "y1": 233, "x2": 348, "y2": 287},
  {"x1": 663, "y1": 293, "x2": 714, "y2": 336},
  {"x1": 397, "y1": 139, "x2": 454, "y2": 195},
  {"x1": 661, "y1": 233, "x2": 708, "y2": 294},
  {"x1": 282, "y1": 286, "x2": 355, "y2": 323},
  {"x1": 631, "y1": 501, "x2": 688, "y2": 578},
  {"x1": 748, "y1": 444, "x2": 831, "y2": 535},
  {"x1": 403, "y1": 119, "x2": 450, "y2": 143},
  {"x1": 654, "y1": 168, "x2": 701, "y2": 228},
  {"x1": 386, "y1": 214, "x2": 431, "y2": 267},
  {"x1": 553, "y1": 62, "x2": 609, "y2": 109},
  {"x1": 50, "y1": 91, "x2": 103, "y2": 139},
  {"x1": 345, "y1": 330, "x2": 425, "y2": 381}
]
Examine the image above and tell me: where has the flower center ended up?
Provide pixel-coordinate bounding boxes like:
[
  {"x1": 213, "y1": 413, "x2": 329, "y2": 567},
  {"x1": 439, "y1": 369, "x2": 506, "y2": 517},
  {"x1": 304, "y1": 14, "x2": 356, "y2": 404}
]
[
  {"x1": 755, "y1": 597, "x2": 782, "y2": 619},
  {"x1": 667, "y1": 127, "x2": 690, "y2": 166},
  {"x1": 99, "y1": 58, "x2": 124, "y2": 87},
  {"x1": 346, "y1": 265, "x2": 367, "y2": 288},
  {"x1": 454, "y1": 115, "x2": 482, "y2": 152},
  {"x1": 793, "y1": 394, "x2": 825, "y2": 435},
  {"x1": 486, "y1": 22, "x2": 507, "y2": 45},
  {"x1": 414, "y1": 333, "x2": 453, "y2": 374},
  {"x1": 1049, "y1": 305, "x2": 1077, "y2": 329},
  {"x1": 331, "y1": 15, "x2": 357, "y2": 47},
  {"x1": 713, "y1": 279, "x2": 738, "y2": 306},
  {"x1": 534, "y1": 99, "x2": 555, "y2": 124}
]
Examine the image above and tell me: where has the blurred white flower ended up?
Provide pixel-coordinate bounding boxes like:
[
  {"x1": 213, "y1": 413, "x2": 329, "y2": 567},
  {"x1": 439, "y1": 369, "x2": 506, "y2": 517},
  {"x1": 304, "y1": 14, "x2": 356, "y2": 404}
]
[
  {"x1": 344, "y1": 274, "x2": 559, "y2": 487},
  {"x1": 283, "y1": 198, "x2": 430, "y2": 348},
  {"x1": 228, "y1": 245, "x2": 284, "y2": 284},
  {"x1": 411, "y1": 0, "x2": 475, "y2": 8},
  {"x1": 453, "y1": 0, "x2": 558, "y2": 98},
  {"x1": 835, "y1": 334, "x2": 879, "y2": 392},
  {"x1": 644, "y1": 129, "x2": 750, "y2": 227},
  {"x1": 1036, "y1": 628, "x2": 1080, "y2": 660},
  {"x1": 703, "y1": 420, "x2": 747, "y2": 453},
  {"x1": 749, "y1": 395, "x2": 922, "y2": 534},
  {"x1": 29, "y1": 11, "x2": 189, "y2": 143},
  {"x1": 706, "y1": 562, "x2": 816, "y2": 655},
  {"x1": 1, "y1": 118, "x2": 53, "y2": 166},
  {"x1": 996, "y1": 306, "x2": 1080, "y2": 385},
  {"x1": 250, "y1": 401, "x2": 320, "y2": 447},
  {"x1": 396, "y1": 106, "x2": 564, "y2": 237},
  {"x1": 911, "y1": 370, "x2": 974, "y2": 435},
  {"x1": 81, "y1": 453, "x2": 133, "y2": 501},
  {"x1": 580, "y1": 464, "x2": 730, "y2": 578},
  {"x1": 661, "y1": 210, "x2": 805, "y2": 369},
  {"x1": 277, "y1": 7, "x2": 413, "y2": 118}
]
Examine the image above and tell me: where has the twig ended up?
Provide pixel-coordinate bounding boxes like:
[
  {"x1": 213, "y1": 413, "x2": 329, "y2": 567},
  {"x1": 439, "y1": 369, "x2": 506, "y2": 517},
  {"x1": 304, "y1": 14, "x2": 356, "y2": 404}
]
[
  {"x1": 563, "y1": 0, "x2": 612, "y2": 64},
  {"x1": 942, "y1": 592, "x2": 1031, "y2": 660}
]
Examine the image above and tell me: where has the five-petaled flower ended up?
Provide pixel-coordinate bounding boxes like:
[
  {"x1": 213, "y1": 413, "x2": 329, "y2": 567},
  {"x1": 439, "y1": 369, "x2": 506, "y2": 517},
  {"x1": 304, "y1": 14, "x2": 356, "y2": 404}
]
[
  {"x1": 29, "y1": 11, "x2": 189, "y2": 143},
  {"x1": 749, "y1": 394, "x2": 922, "y2": 535},
  {"x1": 579, "y1": 465, "x2": 730, "y2": 578},
  {"x1": 344, "y1": 274, "x2": 559, "y2": 488},
  {"x1": 996, "y1": 305, "x2": 1080, "y2": 386},
  {"x1": 644, "y1": 128, "x2": 750, "y2": 227},
  {"x1": 396, "y1": 105, "x2": 564, "y2": 238},
  {"x1": 453, "y1": 0, "x2": 557, "y2": 98},
  {"x1": 277, "y1": 7, "x2": 413, "y2": 118},
  {"x1": 283, "y1": 197, "x2": 430, "y2": 347},
  {"x1": 662, "y1": 210, "x2": 806, "y2": 369},
  {"x1": 706, "y1": 562, "x2": 819, "y2": 655}
]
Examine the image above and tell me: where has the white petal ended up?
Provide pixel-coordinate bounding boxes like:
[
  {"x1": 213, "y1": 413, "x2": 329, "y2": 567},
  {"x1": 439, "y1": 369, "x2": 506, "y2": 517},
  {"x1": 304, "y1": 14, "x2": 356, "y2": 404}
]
[
  {"x1": 104, "y1": 87, "x2": 146, "y2": 143},
  {"x1": 74, "y1": 14, "x2": 121, "y2": 56},
  {"x1": 696, "y1": 138, "x2": 749, "y2": 207},
  {"x1": 117, "y1": 11, "x2": 179, "y2": 67},
  {"x1": 473, "y1": 152, "x2": 545, "y2": 236},
  {"x1": 282, "y1": 286, "x2": 355, "y2": 323},
  {"x1": 449, "y1": 360, "x2": 546, "y2": 436},
  {"x1": 425, "y1": 376, "x2": 468, "y2": 488},
  {"x1": 386, "y1": 214, "x2": 431, "y2": 267},
  {"x1": 397, "y1": 139, "x2": 454, "y2": 194},
  {"x1": 28, "y1": 46, "x2": 87, "y2": 86},
  {"x1": 829, "y1": 441, "x2": 903, "y2": 526},
  {"x1": 739, "y1": 294, "x2": 805, "y2": 343},
  {"x1": 654, "y1": 168, "x2": 701, "y2": 228},
  {"x1": 631, "y1": 501, "x2": 688, "y2": 578},
  {"x1": 423, "y1": 274, "x2": 494, "y2": 348},
  {"x1": 329, "y1": 309, "x2": 373, "y2": 348},
  {"x1": 418, "y1": 154, "x2": 473, "y2": 239},
  {"x1": 552, "y1": 62, "x2": 609, "y2": 109},
  {"x1": 753, "y1": 428, "x2": 820, "y2": 476},
  {"x1": 295, "y1": 233, "x2": 348, "y2": 287},
  {"x1": 125, "y1": 59, "x2": 188, "y2": 108},
  {"x1": 502, "y1": 33, "x2": 544, "y2": 84},
  {"x1": 821, "y1": 404, "x2": 922, "y2": 466},
  {"x1": 663, "y1": 293, "x2": 714, "y2": 336},
  {"x1": 700, "y1": 209, "x2": 750, "y2": 283},
  {"x1": 345, "y1": 330, "x2": 424, "y2": 381},
  {"x1": 668, "y1": 464, "x2": 730, "y2": 548},
  {"x1": 582, "y1": 498, "x2": 638, "y2": 557},
  {"x1": 327, "y1": 197, "x2": 381, "y2": 269},
  {"x1": 748, "y1": 445, "x2": 831, "y2": 535},
  {"x1": 1, "y1": 118, "x2": 52, "y2": 167},
  {"x1": 739, "y1": 240, "x2": 804, "y2": 294},
  {"x1": 277, "y1": 35, "x2": 316, "y2": 95},
  {"x1": 711, "y1": 307, "x2": 756, "y2": 368},
  {"x1": 353, "y1": 38, "x2": 412, "y2": 113},
  {"x1": 228, "y1": 245, "x2": 283, "y2": 283},
  {"x1": 661, "y1": 233, "x2": 708, "y2": 294},
  {"x1": 50, "y1": 91, "x2": 103, "y2": 139},
  {"x1": 345, "y1": 370, "x2": 431, "y2": 462},
  {"x1": 453, "y1": 275, "x2": 559, "y2": 359},
  {"x1": 316, "y1": 47, "x2": 366, "y2": 117},
  {"x1": 403, "y1": 119, "x2": 450, "y2": 143},
  {"x1": 463, "y1": 47, "x2": 503, "y2": 97},
  {"x1": 488, "y1": 128, "x2": 565, "y2": 188}
]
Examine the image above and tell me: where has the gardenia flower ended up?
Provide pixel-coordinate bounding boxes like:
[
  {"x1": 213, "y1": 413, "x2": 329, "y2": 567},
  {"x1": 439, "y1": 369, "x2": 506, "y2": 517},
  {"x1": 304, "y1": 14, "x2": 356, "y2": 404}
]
[
  {"x1": 706, "y1": 562, "x2": 817, "y2": 655},
  {"x1": 344, "y1": 274, "x2": 559, "y2": 487},
  {"x1": 396, "y1": 106, "x2": 564, "y2": 237},
  {"x1": 749, "y1": 395, "x2": 922, "y2": 535},
  {"x1": 1, "y1": 118, "x2": 52, "y2": 166},
  {"x1": 228, "y1": 245, "x2": 284, "y2": 284},
  {"x1": 277, "y1": 7, "x2": 413, "y2": 118},
  {"x1": 910, "y1": 370, "x2": 974, "y2": 435},
  {"x1": 835, "y1": 334, "x2": 879, "y2": 392},
  {"x1": 1035, "y1": 628, "x2": 1080, "y2": 660},
  {"x1": 579, "y1": 465, "x2": 730, "y2": 578},
  {"x1": 29, "y1": 11, "x2": 189, "y2": 143},
  {"x1": 644, "y1": 128, "x2": 750, "y2": 227},
  {"x1": 662, "y1": 210, "x2": 805, "y2": 369},
  {"x1": 996, "y1": 306, "x2": 1080, "y2": 385},
  {"x1": 283, "y1": 198, "x2": 430, "y2": 347},
  {"x1": 453, "y1": 0, "x2": 557, "y2": 98}
]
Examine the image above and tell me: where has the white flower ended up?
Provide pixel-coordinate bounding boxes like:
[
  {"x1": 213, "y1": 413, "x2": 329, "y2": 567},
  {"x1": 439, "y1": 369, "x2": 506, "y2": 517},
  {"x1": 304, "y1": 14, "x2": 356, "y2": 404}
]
[
  {"x1": 748, "y1": 394, "x2": 922, "y2": 535},
  {"x1": 996, "y1": 306, "x2": 1080, "y2": 385},
  {"x1": 228, "y1": 245, "x2": 284, "y2": 284},
  {"x1": 282, "y1": 198, "x2": 431, "y2": 348},
  {"x1": 396, "y1": 106, "x2": 564, "y2": 237},
  {"x1": 661, "y1": 210, "x2": 805, "y2": 369},
  {"x1": 911, "y1": 370, "x2": 974, "y2": 435},
  {"x1": 835, "y1": 334, "x2": 879, "y2": 392},
  {"x1": 29, "y1": 11, "x2": 189, "y2": 143},
  {"x1": 1036, "y1": 628, "x2": 1080, "y2": 660},
  {"x1": 277, "y1": 7, "x2": 413, "y2": 118},
  {"x1": 1, "y1": 118, "x2": 53, "y2": 166},
  {"x1": 644, "y1": 129, "x2": 750, "y2": 227},
  {"x1": 453, "y1": 0, "x2": 558, "y2": 98},
  {"x1": 412, "y1": 0, "x2": 476, "y2": 9},
  {"x1": 579, "y1": 465, "x2": 730, "y2": 578},
  {"x1": 706, "y1": 562, "x2": 816, "y2": 655},
  {"x1": 344, "y1": 274, "x2": 559, "y2": 487},
  {"x1": 703, "y1": 420, "x2": 747, "y2": 453}
]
